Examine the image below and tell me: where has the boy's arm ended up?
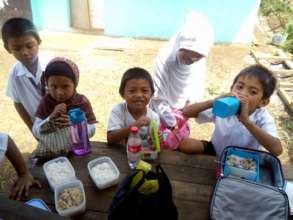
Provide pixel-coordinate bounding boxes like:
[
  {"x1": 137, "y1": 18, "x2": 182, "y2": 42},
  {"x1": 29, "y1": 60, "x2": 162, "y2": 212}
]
[
  {"x1": 107, "y1": 127, "x2": 131, "y2": 144},
  {"x1": 241, "y1": 120, "x2": 282, "y2": 156},
  {"x1": 14, "y1": 102, "x2": 33, "y2": 131},
  {"x1": 5, "y1": 136, "x2": 41, "y2": 200},
  {"x1": 237, "y1": 96, "x2": 282, "y2": 156},
  {"x1": 183, "y1": 99, "x2": 214, "y2": 118}
]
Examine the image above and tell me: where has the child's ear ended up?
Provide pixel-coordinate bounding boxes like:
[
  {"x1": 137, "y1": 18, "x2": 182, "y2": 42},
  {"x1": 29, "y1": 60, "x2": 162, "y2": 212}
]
[{"x1": 258, "y1": 98, "x2": 269, "y2": 107}]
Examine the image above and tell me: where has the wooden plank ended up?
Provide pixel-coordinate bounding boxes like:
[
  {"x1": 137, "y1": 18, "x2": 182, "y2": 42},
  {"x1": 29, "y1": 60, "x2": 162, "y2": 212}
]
[
  {"x1": 276, "y1": 49, "x2": 293, "y2": 69},
  {"x1": 76, "y1": 210, "x2": 108, "y2": 220},
  {"x1": 172, "y1": 180, "x2": 213, "y2": 203},
  {"x1": 250, "y1": 50, "x2": 292, "y2": 61},
  {"x1": 274, "y1": 69, "x2": 293, "y2": 78},
  {"x1": 279, "y1": 83, "x2": 293, "y2": 88},
  {"x1": 175, "y1": 199, "x2": 210, "y2": 220},
  {"x1": 277, "y1": 87, "x2": 293, "y2": 114}
]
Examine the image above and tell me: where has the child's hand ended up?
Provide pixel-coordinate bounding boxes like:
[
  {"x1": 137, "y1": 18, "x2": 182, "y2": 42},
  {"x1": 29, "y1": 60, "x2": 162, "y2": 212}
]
[
  {"x1": 53, "y1": 113, "x2": 71, "y2": 127},
  {"x1": 236, "y1": 94, "x2": 250, "y2": 123},
  {"x1": 133, "y1": 116, "x2": 150, "y2": 128},
  {"x1": 49, "y1": 103, "x2": 67, "y2": 120},
  {"x1": 10, "y1": 172, "x2": 41, "y2": 200}
]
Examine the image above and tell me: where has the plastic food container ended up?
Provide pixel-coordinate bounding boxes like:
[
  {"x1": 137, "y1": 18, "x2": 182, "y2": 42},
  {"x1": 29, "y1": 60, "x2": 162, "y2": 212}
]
[
  {"x1": 88, "y1": 156, "x2": 120, "y2": 190},
  {"x1": 54, "y1": 179, "x2": 86, "y2": 217},
  {"x1": 223, "y1": 149, "x2": 260, "y2": 183},
  {"x1": 25, "y1": 198, "x2": 51, "y2": 212},
  {"x1": 43, "y1": 156, "x2": 76, "y2": 191}
]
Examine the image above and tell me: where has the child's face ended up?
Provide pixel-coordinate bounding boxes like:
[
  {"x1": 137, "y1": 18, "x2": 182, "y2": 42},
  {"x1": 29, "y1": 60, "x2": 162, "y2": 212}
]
[
  {"x1": 177, "y1": 49, "x2": 204, "y2": 65},
  {"x1": 47, "y1": 75, "x2": 75, "y2": 103},
  {"x1": 231, "y1": 75, "x2": 268, "y2": 113},
  {"x1": 122, "y1": 78, "x2": 153, "y2": 113},
  {"x1": 6, "y1": 35, "x2": 39, "y2": 68}
]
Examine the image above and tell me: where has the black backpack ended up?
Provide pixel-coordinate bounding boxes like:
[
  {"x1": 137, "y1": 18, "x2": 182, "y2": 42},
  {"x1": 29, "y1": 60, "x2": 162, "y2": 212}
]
[{"x1": 108, "y1": 164, "x2": 178, "y2": 220}]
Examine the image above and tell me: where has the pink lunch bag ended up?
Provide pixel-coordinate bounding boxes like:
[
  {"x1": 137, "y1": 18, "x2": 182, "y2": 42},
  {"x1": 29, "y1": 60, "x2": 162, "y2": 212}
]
[{"x1": 159, "y1": 109, "x2": 190, "y2": 150}]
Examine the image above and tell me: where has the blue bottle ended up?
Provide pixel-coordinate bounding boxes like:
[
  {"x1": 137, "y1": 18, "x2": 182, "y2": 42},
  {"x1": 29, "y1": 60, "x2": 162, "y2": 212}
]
[
  {"x1": 68, "y1": 108, "x2": 91, "y2": 156},
  {"x1": 212, "y1": 97, "x2": 240, "y2": 118}
]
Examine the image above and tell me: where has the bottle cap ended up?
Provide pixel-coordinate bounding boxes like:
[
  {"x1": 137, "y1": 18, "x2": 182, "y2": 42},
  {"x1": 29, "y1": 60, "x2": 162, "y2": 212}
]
[
  {"x1": 68, "y1": 108, "x2": 86, "y2": 123},
  {"x1": 130, "y1": 126, "x2": 139, "y2": 134}
]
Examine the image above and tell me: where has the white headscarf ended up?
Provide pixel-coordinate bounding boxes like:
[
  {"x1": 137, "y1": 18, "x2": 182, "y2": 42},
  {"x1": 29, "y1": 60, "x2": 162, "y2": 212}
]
[{"x1": 151, "y1": 11, "x2": 214, "y2": 127}]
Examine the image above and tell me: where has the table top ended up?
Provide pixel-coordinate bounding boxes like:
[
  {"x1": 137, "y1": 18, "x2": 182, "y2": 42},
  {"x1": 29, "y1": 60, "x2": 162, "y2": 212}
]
[{"x1": 25, "y1": 142, "x2": 293, "y2": 220}]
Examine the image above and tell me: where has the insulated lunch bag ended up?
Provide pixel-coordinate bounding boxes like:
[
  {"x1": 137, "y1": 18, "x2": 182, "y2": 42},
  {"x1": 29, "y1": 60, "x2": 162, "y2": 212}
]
[{"x1": 209, "y1": 146, "x2": 290, "y2": 220}]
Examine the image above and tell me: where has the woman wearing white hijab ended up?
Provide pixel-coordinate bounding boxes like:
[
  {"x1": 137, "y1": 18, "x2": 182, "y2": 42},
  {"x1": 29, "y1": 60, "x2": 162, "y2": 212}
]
[{"x1": 150, "y1": 11, "x2": 214, "y2": 128}]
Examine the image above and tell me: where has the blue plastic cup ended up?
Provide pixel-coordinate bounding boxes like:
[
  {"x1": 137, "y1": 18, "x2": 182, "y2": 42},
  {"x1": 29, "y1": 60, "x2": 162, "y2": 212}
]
[{"x1": 212, "y1": 97, "x2": 240, "y2": 118}]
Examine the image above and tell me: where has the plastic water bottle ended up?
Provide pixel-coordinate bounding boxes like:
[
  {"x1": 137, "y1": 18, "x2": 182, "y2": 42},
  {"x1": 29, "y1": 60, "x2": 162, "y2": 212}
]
[
  {"x1": 212, "y1": 97, "x2": 240, "y2": 118},
  {"x1": 68, "y1": 108, "x2": 91, "y2": 156},
  {"x1": 139, "y1": 126, "x2": 149, "y2": 148},
  {"x1": 127, "y1": 126, "x2": 142, "y2": 169}
]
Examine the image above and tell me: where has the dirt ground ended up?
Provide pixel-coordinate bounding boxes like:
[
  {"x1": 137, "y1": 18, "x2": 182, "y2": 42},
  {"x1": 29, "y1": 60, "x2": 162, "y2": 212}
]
[{"x1": 0, "y1": 27, "x2": 292, "y2": 191}]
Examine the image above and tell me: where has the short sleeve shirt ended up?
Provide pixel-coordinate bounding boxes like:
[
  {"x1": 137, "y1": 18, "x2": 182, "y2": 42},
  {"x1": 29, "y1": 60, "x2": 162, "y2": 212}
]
[
  {"x1": 107, "y1": 103, "x2": 161, "y2": 132},
  {"x1": 197, "y1": 108, "x2": 279, "y2": 157},
  {"x1": 6, "y1": 56, "x2": 48, "y2": 122}
]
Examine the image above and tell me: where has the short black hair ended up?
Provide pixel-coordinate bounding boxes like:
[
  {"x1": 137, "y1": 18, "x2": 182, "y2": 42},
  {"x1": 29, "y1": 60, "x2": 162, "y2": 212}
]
[
  {"x1": 119, "y1": 67, "x2": 155, "y2": 96},
  {"x1": 1, "y1": 17, "x2": 41, "y2": 51},
  {"x1": 231, "y1": 64, "x2": 277, "y2": 99}
]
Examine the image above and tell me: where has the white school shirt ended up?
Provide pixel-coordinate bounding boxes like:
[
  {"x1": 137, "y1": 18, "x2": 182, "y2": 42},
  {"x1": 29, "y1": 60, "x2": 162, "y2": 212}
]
[
  {"x1": 6, "y1": 56, "x2": 47, "y2": 122},
  {"x1": 150, "y1": 11, "x2": 214, "y2": 127},
  {"x1": 197, "y1": 108, "x2": 279, "y2": 157},
  {"x1": 0, "y1": 133, "x2": 8, "y2": 161},
  {"x1": 107, "y1": 103, "x2": 160, "y2": 132}
]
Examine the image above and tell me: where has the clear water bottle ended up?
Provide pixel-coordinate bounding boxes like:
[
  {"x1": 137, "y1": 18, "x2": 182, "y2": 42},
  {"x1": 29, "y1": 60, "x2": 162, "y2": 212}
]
[
  {"x1": 68, "y1": 108, "x2": 91, "y2": 156},
  {"x1": 127, "y1": 126, "x2": 142, "y2": 169}
]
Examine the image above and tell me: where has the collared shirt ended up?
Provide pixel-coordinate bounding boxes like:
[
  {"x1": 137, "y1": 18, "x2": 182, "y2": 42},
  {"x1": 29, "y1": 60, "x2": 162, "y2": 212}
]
[
  {"x1": 6, "y1": 57, "x2": 46, "y2": 122},
  {"x1": 107, "y1": 103, "x2": 160, "y2": 132},
  {"x1": 197, "y1": 108, "x2": 279, "y2": 157},
  {"x1": 0, "y1": 133, "x2": 8, "y2": 161}
]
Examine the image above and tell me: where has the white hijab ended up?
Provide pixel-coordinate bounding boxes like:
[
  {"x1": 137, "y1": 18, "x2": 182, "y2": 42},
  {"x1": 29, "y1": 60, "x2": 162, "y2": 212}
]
[{"x1": 153, "y1": 11, "x2": 214, "y2": 109}]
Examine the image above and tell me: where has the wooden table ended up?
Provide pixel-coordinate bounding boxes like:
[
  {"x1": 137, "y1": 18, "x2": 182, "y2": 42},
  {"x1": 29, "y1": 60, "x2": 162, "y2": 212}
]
[{"x1": 25, "y1": 142, "x2": 293, "y2": 220}]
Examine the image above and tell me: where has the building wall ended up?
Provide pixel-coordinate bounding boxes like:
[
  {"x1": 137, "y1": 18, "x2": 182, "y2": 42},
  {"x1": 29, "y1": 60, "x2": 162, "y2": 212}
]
[
  {"x1": 31, "y1": 0, "x2": 71, "y2": 30},
  {"x1": 104, "y1": 0, "x2": 261, "y2": 43}
]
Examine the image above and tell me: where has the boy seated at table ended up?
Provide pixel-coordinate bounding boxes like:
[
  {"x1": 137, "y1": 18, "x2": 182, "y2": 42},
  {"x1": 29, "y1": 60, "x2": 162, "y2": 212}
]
[
  {"x1": 0, "y1": 133, "x2": 41, "y2": 200},
  {"x1": 180, "y1": 64, "x2": 282, "y2": 157}
]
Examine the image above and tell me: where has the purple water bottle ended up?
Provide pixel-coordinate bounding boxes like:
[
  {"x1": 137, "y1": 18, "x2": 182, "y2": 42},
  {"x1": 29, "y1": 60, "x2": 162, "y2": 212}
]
[{"x1": 68, "y1": 108, "x2": 91, "y2": 156}]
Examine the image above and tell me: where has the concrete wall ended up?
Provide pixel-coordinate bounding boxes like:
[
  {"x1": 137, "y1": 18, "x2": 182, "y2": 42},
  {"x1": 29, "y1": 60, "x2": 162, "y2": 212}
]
[
  {"x1": 31, "y1": 0, "x2": 71, "y2": 30},
  {"x1": 104, "y1": 0, "x2": 261, "y2": 43}
]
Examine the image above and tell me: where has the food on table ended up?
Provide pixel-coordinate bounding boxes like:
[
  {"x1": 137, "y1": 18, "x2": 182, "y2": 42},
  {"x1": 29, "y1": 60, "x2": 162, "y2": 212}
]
[{"x1": 57, "y1": 186, "x2": 83, "y2": 210}]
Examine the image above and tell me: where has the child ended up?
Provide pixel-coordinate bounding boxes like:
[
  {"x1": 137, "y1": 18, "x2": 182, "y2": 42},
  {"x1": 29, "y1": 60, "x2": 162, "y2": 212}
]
[
  {"x1": 150, "y1": 11, "x2": 214, "y2": 129},
  {"x1": 107, "y1": 67, "x2": 160, "y2": 145},
  {"x1": 32, "y1": 57, "x2": 96, "y2": 158},
  {"x1": 2, "y1": 17, "x2": 46, "y2": 132},
  {"x1": 180, "y1": 64, "x2": 282, "y2": 157},
  {"x1": 0, "y1": 133, "x2": 41, "y2": 200}
]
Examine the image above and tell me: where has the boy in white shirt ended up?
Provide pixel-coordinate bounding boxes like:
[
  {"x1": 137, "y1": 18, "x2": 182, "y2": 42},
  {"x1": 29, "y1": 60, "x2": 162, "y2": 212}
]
[
  {"x1": 2, "y1": 18, "x2": 45, "y2": 132},
  {"x1": 181, "y1": 64, "x2": 282, "y2": 157},
  {"x1": 107, "y1": 67, "x2": 160, "y2": 145},
  {"x1": 0, "y1": 133, "x2": 40, "y2": 200}
]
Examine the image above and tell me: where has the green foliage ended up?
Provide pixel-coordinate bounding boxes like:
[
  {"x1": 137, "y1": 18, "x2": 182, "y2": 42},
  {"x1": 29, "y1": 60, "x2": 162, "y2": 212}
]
[
  {"x1": 260, "y1": 0, "x2": 293, "y2": 53},
  {"x1": 260, "y1": 0, "x2": 293, "y2": 17},
  {"x1": 282, "y1": 22, "x2": 293, "y2": 53}
]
